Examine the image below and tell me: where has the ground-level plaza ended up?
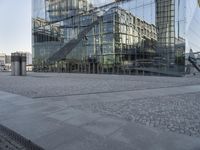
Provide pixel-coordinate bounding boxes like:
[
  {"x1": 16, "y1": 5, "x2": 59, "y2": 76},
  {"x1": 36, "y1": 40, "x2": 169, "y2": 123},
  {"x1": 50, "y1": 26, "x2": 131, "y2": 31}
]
[{"x1": 0, "y1": 72, "x2": 200, "y2": 150}]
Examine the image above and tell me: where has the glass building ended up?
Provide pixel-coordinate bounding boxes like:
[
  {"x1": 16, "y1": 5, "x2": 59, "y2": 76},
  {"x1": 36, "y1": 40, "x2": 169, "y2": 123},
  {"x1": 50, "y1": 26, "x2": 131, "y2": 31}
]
[{"x1": 32, "y1": 0, "x2": 200, "y2": 76}]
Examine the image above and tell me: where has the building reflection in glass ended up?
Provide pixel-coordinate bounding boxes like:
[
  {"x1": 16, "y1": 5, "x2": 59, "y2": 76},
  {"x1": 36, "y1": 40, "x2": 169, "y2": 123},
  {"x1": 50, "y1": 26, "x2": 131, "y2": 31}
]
[{"x1": 32, "y1": 0, "x2": 200, "y2": 76}]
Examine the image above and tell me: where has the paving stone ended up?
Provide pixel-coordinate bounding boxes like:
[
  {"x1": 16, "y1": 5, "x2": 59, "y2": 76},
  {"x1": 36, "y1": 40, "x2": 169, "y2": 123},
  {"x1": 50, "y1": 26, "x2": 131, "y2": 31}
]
[
  {"x1": 73, "y1": 93, "x2": 200, "y2": 137},
  {"x1": 1, "y1": 72, "x2": 200, "y2": 150}
]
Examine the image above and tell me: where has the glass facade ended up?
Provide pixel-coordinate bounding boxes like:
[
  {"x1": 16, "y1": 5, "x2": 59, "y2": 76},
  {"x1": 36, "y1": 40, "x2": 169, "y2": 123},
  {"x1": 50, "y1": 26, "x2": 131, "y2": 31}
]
[{"x1": 32, "y1": 0, "x2": 200, "y2": 76}]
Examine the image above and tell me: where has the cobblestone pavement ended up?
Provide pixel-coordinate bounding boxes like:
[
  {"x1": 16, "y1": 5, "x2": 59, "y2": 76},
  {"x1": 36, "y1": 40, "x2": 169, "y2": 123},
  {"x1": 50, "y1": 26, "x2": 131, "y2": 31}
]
[
  {"x1": 0, "y1": 72, "x2": 200, "y2": 98},
  {"x1": 73, "y1": 92, "x2": 200, "y2": 137},
  {"x1": 0, "y1": 72, "x2": 200, "y2": 149},
  {"x1": 0, "y1": 132, "x2": 26, "y2": 150}
]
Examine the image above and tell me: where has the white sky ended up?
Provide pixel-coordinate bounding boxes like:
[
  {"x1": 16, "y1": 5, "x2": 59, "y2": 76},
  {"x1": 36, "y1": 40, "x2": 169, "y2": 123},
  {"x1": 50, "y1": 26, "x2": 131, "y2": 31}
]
[{"x1": 0, "y1": 0, "x2": 31, "y2": 55}]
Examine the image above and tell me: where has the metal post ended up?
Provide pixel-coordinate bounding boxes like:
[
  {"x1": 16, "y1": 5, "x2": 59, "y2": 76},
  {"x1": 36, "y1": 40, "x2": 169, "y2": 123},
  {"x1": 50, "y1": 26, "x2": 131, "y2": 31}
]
[
  {"x1": 97, "y1": 64, "x2": 99, "y2": 74},
  {"x1": 14, "y1": 53, "x2": 21, "y2": 76},
  {"x1": 11, "y1": 53, "x2": 15, "y2": 76},
  {"x1": 101, "y1": 64, "x2": 104, "y2": 74},
  {"x1": 93, "y1": 63, "x2": 95, "y2": 74},
  {"x1": 21, "y1": 53, "x2": 27, "y2": 76},
  {"x1": 88, "y1": 63, "x2": 91, "y2": 74}
]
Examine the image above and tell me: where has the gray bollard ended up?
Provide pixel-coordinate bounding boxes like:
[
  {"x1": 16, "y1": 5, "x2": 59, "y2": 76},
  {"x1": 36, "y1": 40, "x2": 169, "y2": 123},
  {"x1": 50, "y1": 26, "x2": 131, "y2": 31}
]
[
  {"x1": 21, "y1": 53, "x2": 27, "y2": 76},
  {"x1": 14, "y1": 53, "x2": 21, "y2": 76},
  {"x1": 11, "y1": 53, "x2": 15, "y2": 76},
  {"x1": 11, "y1": 52, "x2": 27, "y2": 76}
]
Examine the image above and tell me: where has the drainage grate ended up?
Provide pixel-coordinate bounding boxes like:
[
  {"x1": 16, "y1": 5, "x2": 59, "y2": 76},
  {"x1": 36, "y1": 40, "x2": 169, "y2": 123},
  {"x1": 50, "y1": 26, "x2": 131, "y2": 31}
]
[{"x1": 0, "y1": 124, "x2": 45, "y2": 150}]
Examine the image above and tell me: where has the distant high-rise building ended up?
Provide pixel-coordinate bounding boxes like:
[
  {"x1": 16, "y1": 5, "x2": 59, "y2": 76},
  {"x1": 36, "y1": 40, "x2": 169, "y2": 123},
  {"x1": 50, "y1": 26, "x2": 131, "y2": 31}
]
[
  {"x1": 156, "y1": 0, "x2": 175, "y2": 67},
  {"x1": 0, "y1": 53, "x2": 11, "y2": 71},
  {"x1": 0, "y1": 53, "x2": 6, "y2": 66},
  {"x1": 26, "y1": 52, "x2": 33, "y2": 65}
]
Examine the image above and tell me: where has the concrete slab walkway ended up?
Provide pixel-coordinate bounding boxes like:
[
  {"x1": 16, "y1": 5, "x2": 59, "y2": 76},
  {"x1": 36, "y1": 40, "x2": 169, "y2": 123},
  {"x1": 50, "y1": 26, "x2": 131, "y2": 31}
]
[{"x1": 1, "y1": 84, "x2": 200, "y2": 150}]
